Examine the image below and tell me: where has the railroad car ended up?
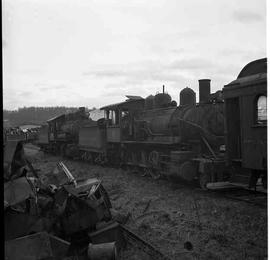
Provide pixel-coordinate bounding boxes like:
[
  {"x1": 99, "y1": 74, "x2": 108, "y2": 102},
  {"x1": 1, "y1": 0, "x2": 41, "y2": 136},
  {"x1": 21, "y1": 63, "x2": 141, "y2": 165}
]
[{"x1": 223, "y1": 57, "x2": 267, "y2": 189}]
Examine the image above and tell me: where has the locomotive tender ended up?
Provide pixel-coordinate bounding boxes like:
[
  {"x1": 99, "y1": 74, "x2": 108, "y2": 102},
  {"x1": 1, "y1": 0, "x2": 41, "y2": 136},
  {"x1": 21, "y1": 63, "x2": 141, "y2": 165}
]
[{"x1": 37, "y1": 58, "x2": 267, "y2": 189}]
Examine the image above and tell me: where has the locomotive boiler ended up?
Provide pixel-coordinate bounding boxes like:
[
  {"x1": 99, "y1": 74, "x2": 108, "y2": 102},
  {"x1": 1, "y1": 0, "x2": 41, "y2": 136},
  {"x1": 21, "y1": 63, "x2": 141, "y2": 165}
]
[{"x1": 134, "y1": 84, "x2": 224, "y2": 149}]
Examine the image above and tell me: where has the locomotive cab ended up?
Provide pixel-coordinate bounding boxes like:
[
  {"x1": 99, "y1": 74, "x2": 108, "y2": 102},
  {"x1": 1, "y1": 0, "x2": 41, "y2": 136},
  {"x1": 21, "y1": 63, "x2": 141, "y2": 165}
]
[{"x1": 100, "y1": 96, "x2": 145, "y2": 143}]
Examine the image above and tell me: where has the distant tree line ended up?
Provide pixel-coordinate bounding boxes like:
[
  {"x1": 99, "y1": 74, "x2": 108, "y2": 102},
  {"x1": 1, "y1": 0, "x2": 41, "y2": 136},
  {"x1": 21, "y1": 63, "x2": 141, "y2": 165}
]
[{"x1": 3, "y1": 106, "x2": 91, "y2": 127}]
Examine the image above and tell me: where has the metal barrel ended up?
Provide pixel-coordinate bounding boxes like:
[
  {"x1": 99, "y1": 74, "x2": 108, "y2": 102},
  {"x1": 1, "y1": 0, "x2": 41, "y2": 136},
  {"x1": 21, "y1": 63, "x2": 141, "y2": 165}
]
[{"x1": 88, "y1": 242, "x2": 117, "y2": 260}]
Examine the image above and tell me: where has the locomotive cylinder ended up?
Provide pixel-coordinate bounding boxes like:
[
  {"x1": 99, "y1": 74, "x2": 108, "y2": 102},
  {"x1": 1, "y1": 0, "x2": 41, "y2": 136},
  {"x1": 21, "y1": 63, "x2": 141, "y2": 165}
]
[{"x1": 199, "y1": 79, "x2": 211, "y2": 103}]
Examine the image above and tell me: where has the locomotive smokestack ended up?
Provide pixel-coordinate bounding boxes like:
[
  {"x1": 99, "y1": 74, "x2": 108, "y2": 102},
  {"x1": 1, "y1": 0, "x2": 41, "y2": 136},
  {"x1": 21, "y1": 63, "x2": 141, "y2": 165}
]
[
  {"x1": 198, "y1": 79, "x2": 211, "y2": 103},
  {"x1": 163, "y1": 85, "x2": 165, "y2": 94}
]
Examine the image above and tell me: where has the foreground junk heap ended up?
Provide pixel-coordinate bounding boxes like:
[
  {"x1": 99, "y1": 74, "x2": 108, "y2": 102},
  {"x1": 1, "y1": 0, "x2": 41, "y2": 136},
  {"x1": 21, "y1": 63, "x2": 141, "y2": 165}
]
[{"x1": 4, "y1": 140, "x2": 117, "y2": 260}]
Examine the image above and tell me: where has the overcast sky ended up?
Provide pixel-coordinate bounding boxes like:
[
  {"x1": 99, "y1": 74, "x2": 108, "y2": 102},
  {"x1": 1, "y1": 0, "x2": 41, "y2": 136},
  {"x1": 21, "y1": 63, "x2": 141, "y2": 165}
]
[{"x1": 3, "y1": 0, "x2": 266, "y2": 110}]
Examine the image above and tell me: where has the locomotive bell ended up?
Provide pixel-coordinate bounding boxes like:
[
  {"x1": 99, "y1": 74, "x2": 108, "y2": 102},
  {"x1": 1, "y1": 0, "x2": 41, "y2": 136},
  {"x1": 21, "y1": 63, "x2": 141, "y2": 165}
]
[{"x1": 198, "y1": 79, "x2": 211, "y2": 103}]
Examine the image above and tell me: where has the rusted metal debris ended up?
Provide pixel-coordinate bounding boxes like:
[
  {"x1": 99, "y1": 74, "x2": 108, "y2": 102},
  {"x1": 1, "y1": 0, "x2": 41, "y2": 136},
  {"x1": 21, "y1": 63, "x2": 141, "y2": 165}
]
[
  {"x1": 89, "y1": 221, "x2": 171, "y2": 260},
  {"x1": 4, "y1": 160, "x2": 112, "y2": 239},
  {"x1": 88, "y1": 242, "x2": 117, "y2": 260},
  {"x1": 4, "y1": 141, "x2": 114, "y2": 259},
  {"x1": 5, "y1": 232, "x2": 71, "y2": 260},
  {"x1": 58, "y1": 161, "x2": 77, "y2": 186},
  {"x1": 89, "y1": 221, "x2": 126, "y2": 250},
  {"x1": 4, "y1": 141, "x2": 171, "y2": 259}
]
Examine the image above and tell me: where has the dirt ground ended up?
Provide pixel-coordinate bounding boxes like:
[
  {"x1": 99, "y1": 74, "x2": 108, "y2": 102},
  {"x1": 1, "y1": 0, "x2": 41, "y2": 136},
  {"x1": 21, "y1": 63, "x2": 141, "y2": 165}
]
[{"x1": 25, "y1": 144, "x2": 267, "y2": 260}]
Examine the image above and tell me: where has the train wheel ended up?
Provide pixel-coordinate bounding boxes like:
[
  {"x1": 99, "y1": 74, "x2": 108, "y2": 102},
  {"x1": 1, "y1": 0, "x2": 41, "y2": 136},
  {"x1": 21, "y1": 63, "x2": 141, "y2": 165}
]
[
  {"x1": 178, "y1": 161, "x2": 197, "y2": 182},
  {"x1": 199, "y1": 172, "x2": 210, "y2": 190},
  {"x1": 141, "y1": 168, "x2": 148, "y2": 177},
  {"x1": 149, "y1": 169, "x2": 161, "y2": 180},
  {"x1": 142, "y1": 168, "x2": 151, "y2": 177}
]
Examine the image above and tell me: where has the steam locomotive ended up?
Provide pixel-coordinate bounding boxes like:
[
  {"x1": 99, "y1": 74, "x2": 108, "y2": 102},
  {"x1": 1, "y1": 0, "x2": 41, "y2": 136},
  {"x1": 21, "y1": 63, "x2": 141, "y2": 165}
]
[
  {"x1": 37, "y1": 107, "x2": 90, "y2": 156},
  {"x1": 36, "y1": 58, "x2": 267, "y2": 189}
]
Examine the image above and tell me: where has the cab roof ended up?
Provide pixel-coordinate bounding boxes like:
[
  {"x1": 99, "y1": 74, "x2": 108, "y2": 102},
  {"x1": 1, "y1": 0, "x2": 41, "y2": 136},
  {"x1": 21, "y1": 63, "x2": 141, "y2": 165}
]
[
  {"x1": 224, "y1": 58, "x2": 267, "y2": 88},
  {"x1": 100, "y1": 96, "x2": 144, "y2": 110},
  {"x1": 237, "y1": 58, "x2": 267, "y2": 79}
]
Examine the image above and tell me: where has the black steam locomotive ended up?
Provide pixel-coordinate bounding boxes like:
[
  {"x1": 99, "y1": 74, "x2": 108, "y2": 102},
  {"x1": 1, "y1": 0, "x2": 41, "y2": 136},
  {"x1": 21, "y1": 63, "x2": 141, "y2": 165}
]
[
  {"x1": 37, "y1": 107, "x2": 91, "y2": 156},
  {"x1": 99, "y1": 79, "x2": 226, "y2": 188},
  {"x1": 36, "y1": 58, "x2": 267, "y2": 190}
]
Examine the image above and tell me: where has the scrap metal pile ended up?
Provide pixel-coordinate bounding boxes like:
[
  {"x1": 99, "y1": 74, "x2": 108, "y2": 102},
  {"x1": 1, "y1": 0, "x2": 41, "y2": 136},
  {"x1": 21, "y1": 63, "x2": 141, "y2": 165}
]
[
  {"x1": 4, "y1": 140, "x2": 115, "y2": 259},
  {"x1": 4, "y1": 141, "x2": 169, "y2": 260}
]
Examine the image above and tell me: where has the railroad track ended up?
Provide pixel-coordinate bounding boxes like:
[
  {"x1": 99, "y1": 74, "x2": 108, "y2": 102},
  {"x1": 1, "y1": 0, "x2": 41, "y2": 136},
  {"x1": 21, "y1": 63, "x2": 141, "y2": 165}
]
[
  {"x1": 120, "y1": 225, "x2": 171, "y2": 260},
  {"x1": 211, "y1": 188, "x2": 267, "y2": 208},
  {"x1": 28, "y1": 145, "x2": 268, "y2": 208}
]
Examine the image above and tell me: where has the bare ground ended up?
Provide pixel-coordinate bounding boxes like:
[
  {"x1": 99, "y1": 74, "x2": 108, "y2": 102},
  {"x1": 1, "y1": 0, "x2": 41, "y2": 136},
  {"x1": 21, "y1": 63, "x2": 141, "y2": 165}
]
[{"x1": 25, "y1": 144, "x2": 267, "y2": 260}]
